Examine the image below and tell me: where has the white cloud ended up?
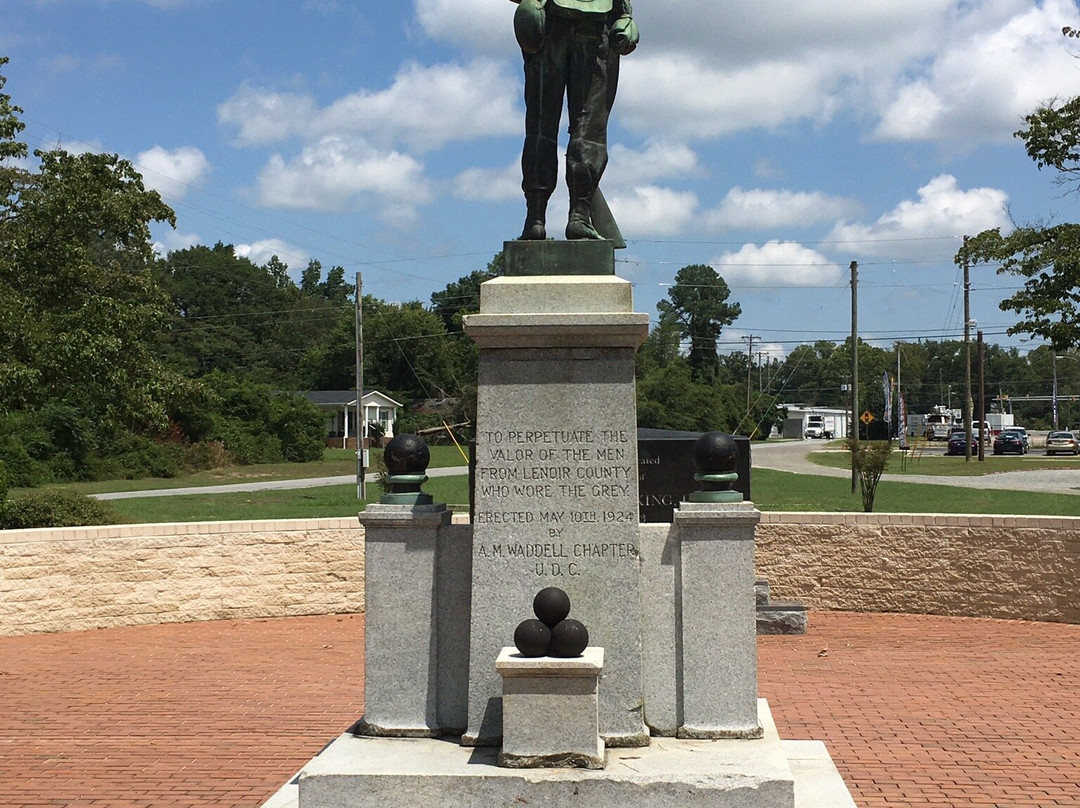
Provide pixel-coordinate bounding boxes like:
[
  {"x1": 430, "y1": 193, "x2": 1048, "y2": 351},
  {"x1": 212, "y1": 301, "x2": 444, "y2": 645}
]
[
  {"x1": 713, "y1": 242, "x2": 844, "y2": 288},
  {"x1": 233, "y1": 239, "x2": 309, "y2": 269},
  {"x1": 152, "y1": 229, "x2": 201, "y2": 258},
  {"x1": 611, "y1": 0, "x2": 956, "y2": 139},
  {"x1": 256, "y1": 136, "x2": 433, "y2": 216},
  {"x1": 217, "y1": 84, "x2": 317, "y2": 146},
  {"x1": 705, "y1": 187, "x2": 861, "y2": 231},
  {"x1": 618, "y1": 54, "x2": 840, "y2": 139},
  {"x1": 314, "y1": 59, "x2": 519, "y2": 150},
  {"x1": 414, "y1": 0, "x2": 518, "y2": 55},
  {"x1": 134, "y1": 146, "x2": 211, "y2": 199},
  {"x1": 219, "y1": 59, "x2": 519, "y2": 151},
  {"x1": 454, "y1": 159, "x2": 521, "y2": 202},
  {"x1": 605, "y1": 186, "x2": 699, "y2": 237},
  {"x1": 825, "y1": 174, "x2": 1011, "y2": 259},
  {"x1": 875, "y1": 0, "x2": 1080, "y2": 142},
  {"x1": 606, "y1": 141, "x2": 701, "y2": 186}
]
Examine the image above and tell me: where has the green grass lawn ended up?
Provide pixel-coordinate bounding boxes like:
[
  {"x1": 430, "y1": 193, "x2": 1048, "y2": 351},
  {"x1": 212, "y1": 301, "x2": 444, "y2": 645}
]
[
  {"x1": 808, "y1": 448, "x2": 1080, "y2": 477},
  {"x1": 108, "y1": 475, "x2": 470, "y2": 523},
  {"x1": 14, "y1": 445, "x2": 469, "y2": 497},
  {"x1": 104, "y1": 466, "x2": 1080, "y2": 523}
]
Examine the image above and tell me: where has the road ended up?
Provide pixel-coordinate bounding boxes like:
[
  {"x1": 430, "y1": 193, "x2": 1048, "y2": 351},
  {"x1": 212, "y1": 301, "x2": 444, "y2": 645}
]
[{"x1": 752, "y1": 439, "x2": 1080, "y2": 495}]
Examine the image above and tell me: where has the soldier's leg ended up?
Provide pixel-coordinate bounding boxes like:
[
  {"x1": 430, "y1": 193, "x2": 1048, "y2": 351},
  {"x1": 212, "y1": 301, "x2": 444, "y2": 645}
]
[
  {"x1": 565, "y1": 20, "x2": 616, "y2": 240},
  {"x1": 520, "y1": 19, "x2": 570, "y2": 240}
]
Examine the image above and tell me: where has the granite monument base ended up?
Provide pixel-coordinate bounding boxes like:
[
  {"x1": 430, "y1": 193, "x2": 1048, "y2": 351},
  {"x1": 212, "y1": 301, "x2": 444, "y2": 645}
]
[
  {"x1": 496, "y1": 647, "x2": 604, "y2": 770},
  {"x1": 262, "y1": 701, "x2": 857, "y2": 808}
]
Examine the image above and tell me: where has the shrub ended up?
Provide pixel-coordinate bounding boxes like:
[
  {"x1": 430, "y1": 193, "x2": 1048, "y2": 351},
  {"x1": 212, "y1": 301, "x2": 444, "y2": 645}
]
[
  {"x1": 88, "y1": 432, "x2": 185, "y2": 480},
  {"x1": 848, "y1": 439, "x2": 892, "y2": 513},
  {"x1": 270, "y1": 395, "x2": 325, "y2": 462},
  {"x1": 0, "y1": 411, "x2": 54, "y2": 487},
  {"x1": 1, "y1": 489, "x2": 121, "y2": 529},
  {"x1": 209, "y1": 416, "x2": 284, "y2": 465},
  {"x1": 183, "y1": 440, "x2": 230, "y2": 472}
]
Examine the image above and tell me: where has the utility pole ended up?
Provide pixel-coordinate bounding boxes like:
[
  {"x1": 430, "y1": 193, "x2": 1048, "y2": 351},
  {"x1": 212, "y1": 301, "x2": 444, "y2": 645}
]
[
  {"x1": 895, "y1": 341, "x2": 901, "y2": 439},
  {"x1": 355, "y1": 272, "x2": 365, "y2": 501},
  {"x1": 742, "y1": 334, "x2": 758, "y2": 418},
  {"x1": 978, "y1": 329, "x2": 985, "y2": 462},
  {"x1": 963, "y1": 237, "x2": 972, "y2": 463},
  {"x1": 850, "y1": 260, "x2": 858, "y2": 494},
  {"x1": 1053, "y1": 350, "x2": 1059, "y2": 431}
]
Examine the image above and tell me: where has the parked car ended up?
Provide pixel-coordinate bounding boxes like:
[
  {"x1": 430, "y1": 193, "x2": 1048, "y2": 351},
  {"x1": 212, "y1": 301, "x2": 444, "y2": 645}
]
[
  {"x1": 1009, "y1": 427, "x2": 1030, "y2": 449},
  {"x1": 993, "y1": 429, "x2": 1027, "y2": 455},
  {"x1": 946, "y1": 428, "x2": 990, "y2": 456},
  {"x1": 945, "y1": 430, "x2": 969, "y2": 456},
  {"x1": 1045, "y1": 431, "x2": 1080, "y2": 456}
]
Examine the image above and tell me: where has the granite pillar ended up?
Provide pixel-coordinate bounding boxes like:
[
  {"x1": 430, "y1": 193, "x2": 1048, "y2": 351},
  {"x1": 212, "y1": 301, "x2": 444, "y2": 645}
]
[
  {"x1": 357, "y1": 503, "x2": 453, "y2": 737},
  {"x1": 674, "y1": 501, "x2": 762, "y2": 739}
]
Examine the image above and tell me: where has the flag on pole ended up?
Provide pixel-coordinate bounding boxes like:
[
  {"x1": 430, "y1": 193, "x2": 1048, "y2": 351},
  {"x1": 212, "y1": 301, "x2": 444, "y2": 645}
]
[
  {"x1": 883, "y1": 371, "x2": 892, "y2": 425},
  {"x1": 898, "y1": 393, "x2": 909, "y2": 449}
]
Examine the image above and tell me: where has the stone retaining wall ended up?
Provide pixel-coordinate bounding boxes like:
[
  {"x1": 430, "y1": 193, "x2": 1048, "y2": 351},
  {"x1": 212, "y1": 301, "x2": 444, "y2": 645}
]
[
  {"x1": 2, "y1": 512, "x2": 1078, "y2": 636},
  {"x1": 0, "y1": 519, "x2": 364, "y2": 637},
  {"x1": 757, "y1": 513, "x2": 1080, "y2": 625}
]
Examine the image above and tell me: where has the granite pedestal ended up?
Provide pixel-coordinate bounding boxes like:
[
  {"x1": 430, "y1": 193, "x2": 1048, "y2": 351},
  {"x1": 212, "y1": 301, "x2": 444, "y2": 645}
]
[
  {"x1": 462, "y1": 269, "x2": 649, "y2": 748},
  {"x1": 496, "y1": 647, "x2": 604, "y2": 769}
]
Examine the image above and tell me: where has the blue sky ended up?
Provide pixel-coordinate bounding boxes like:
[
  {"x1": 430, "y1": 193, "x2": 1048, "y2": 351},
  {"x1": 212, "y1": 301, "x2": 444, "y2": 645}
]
[{"x1": 3, "y1": 0, "x2": 1080, "y2": 362}]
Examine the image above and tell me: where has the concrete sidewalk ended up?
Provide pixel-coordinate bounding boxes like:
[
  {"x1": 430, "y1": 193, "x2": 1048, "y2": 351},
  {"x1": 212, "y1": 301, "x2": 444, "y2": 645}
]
[{"x1": 2, "y1": 611, "x2": 1078, "y2": 807}]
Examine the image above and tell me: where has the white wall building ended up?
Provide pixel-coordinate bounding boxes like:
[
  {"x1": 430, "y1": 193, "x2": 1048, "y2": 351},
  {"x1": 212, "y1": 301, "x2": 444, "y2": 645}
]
[{"x1": 780, "y1": 405, "x2": 850, "y2": 440}]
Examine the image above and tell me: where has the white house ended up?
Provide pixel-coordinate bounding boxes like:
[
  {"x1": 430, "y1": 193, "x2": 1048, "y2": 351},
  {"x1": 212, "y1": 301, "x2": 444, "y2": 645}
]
[{"x1": 301, "y1": 390, "x2": 402, "y2": 448}]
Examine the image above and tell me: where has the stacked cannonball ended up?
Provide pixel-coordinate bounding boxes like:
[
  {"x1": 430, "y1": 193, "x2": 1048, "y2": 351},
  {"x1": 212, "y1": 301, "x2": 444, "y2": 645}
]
[{"x1": 513, "y1": 587, "x2": 589, "y2": 658}]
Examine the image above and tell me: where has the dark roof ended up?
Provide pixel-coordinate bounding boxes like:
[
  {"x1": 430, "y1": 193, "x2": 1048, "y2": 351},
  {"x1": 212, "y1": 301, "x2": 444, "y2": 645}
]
[{"x1": 299, "y1": 390, "x2": 401, "y2": 407}]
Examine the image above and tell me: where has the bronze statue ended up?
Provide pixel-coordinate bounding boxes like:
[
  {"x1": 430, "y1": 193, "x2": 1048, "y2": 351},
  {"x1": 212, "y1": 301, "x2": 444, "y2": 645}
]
[{"x1": 510, "y1": 0, "x2": 638, "y2": 242}]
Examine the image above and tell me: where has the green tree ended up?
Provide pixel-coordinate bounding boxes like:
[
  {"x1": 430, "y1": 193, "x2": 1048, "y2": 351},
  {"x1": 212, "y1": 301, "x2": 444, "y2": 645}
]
[
  {"x1": 959, "y1": 95, "x2": 1080, "y2": 350},
  {"x1": 156, "y1": 243, "x2": 343, "y2": 387},
  {"x1": 430, "y1": 252, "x2": 504, "y2": 332},
  {"x1": 960, "y1": 225, "x2": 1080, "y2": 350},
  {"x1": 656, "y1": 265, "x2": 741, "y2": 381},
  {"x1": 0, "y1": 60, "x2": 191, "y2": 436}
]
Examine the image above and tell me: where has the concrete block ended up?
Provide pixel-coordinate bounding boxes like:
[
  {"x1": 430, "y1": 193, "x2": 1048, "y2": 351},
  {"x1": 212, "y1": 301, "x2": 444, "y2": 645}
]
[{"x1": 497, "y1": 647, "x2": 604, "y2": 769}]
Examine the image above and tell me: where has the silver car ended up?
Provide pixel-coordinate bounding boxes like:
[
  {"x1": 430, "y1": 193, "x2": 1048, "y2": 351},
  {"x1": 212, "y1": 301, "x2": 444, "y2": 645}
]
[{"x1": 1045, "y1": 431, "x2": 1080, "y2": 456}]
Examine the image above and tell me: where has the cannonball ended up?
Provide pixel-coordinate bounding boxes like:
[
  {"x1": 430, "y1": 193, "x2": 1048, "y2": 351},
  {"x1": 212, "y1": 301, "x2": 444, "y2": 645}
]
[
  {"x1": 382, "y1": 434, "x2": 430, "y2": 475},
  {"x1": 513, "y1": 618, "x2": 551, "y2": 657},
  {"x1": 548, "y1": 618, "x2": 589, "y2": 658},
  {"x1": 533, "y1": 586, "x2": 571, "y2": 629},
  {"x1": 691, "y1": 431, "x2": 738, "y2": 474}
]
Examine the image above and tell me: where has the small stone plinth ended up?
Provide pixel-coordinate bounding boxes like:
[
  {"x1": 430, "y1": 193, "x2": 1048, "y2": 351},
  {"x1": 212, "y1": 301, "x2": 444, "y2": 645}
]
[
  {"x1": 504, "y1": 239, "x2": 615, "y2": 276},
  {"x1": 496, "y1": 647, "x2": 605, "y2": 769}
]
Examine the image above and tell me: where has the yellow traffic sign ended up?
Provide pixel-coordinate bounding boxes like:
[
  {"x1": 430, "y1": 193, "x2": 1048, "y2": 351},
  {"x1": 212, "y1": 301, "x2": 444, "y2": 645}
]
[{"x1": 860, "y1": 411, "x2": 875, "y2": 425}]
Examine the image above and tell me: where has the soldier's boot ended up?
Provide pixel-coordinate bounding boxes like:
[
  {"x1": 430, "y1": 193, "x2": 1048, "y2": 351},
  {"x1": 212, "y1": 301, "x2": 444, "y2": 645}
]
[
  {"x1": 519, "y1": 193, "x2": 548, "y2": 240},
  {"x1": 566, "y1": 195, "x2": 603, "y2": 240}
]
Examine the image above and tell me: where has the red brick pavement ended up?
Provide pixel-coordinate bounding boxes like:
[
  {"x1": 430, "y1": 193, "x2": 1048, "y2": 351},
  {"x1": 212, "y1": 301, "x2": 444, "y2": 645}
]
[{"x1": 1, "y1": 611, "x2": 1078, "y2": 808}]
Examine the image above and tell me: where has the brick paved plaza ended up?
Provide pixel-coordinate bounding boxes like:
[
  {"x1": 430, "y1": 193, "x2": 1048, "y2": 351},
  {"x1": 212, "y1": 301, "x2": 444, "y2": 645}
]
[{"x1": 2, "y1": 611, "x2": 1077, "y2": 807}]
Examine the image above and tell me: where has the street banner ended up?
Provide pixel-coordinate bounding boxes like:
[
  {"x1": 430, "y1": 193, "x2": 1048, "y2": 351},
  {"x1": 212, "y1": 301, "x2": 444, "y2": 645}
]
[
  {"x1": 883, "y1": 371, "x2": 892, "y2": 426},
  {"x1": 898, "y1": 392, "x2": 909, "y2": 449}
]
